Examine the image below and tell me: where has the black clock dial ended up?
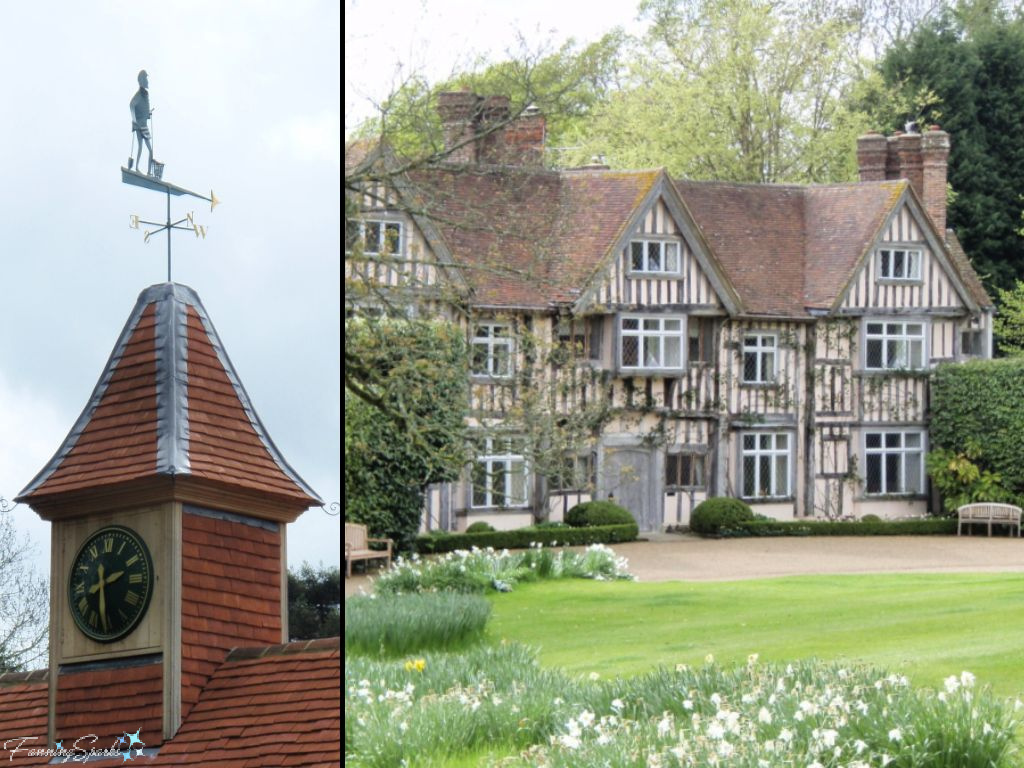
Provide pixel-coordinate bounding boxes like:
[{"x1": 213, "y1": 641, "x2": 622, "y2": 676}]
[{"x1": 68, "y1": 526, "x2": 154, "y2": 643}]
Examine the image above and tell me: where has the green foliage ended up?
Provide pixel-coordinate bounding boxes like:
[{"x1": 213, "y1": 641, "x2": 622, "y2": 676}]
[
  {"x1": 345, "y1": 317, "x2": 468, "y2": 551},
  {"x1": 994, "y1": 279, "x2": 1024, "y2": 355},
  {"x1": 929, "y1": 359, "x2": 1024, "y2": 509},
  {"x1": 860, "y1": 514, "x2": 882, "y2": 523},
  {"x1": 414, "y1": 523, "x2": 639, "y2": 555},
  {"x1": 878, "y1": 11, "x2": 1024, "y2": 292},
  {"x1": 344, "y1": 592, "x2": 491, "y2": 657},
  {"x1": 376, "y1": 543, "x2": 634, "y2": 595},
  {"x1": 926, "y1": 445, "x2": 1014, "y2": 513},
  {"x1": 689, "y1": 497, "x2": 754, "y2": 535},
  {"x1": 565, "y1": 500, "x2": 636, "y2": 528},
  {"x1": 733, "y1": 518, "x2": 957, "y2": 536},
  {"x1": 465, "y1": 521, "x2": 496, "y2": 533},
  {"x1": 571, "y1": 0, "x2": 872, "y2": 182},
  {"x1": 287, "y1": 563, "x2": 340, "y2": 641},
  {"x1": 351, "y1": 35, "x2": 624, "y2": 166}
]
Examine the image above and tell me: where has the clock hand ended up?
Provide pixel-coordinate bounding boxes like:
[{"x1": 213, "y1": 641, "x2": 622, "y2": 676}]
[
  {"x1": 97, "y1": 564, "x2": 108, "y2": 632},
  {"x1": 105, "y1": 570, "x2": 124, "y2": 585}
]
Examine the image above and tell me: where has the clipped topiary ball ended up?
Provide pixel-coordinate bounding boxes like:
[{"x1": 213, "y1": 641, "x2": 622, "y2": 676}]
[
  {"x1": 860, "y1": 514, "x2": 882, "y2": 523},
  {"x1": 690, "y1": 497, "x2": 754, "y2": 536},
  {"x1": 565, "y1": 500, "x2": 636, "y2": 527},
  {"x1": 465, "y1": 521, "x2": 496, "y2": 533}
]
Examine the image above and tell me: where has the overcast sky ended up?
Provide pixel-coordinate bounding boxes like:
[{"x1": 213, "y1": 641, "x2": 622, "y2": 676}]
[{"x1": 0, "y1": 1, "x2": 340, "y2": 575}]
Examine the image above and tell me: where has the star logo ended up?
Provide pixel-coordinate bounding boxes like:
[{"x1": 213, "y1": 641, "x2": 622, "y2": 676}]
[
  {"x1": 118, "y1": 729, "x2": 146, "y2": 761},
  {"x1": 54, "y1": 741, "x2": 62, "y2": 750}
]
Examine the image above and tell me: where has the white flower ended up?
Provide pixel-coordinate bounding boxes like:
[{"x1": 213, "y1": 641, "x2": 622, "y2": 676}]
[
  {"x1": 758, "y1": 707, "x2": 773, "y2": 724},
  {"x1": 808, "y1": 762, "x2": 824, "y2": 768},
  {"x1": 938, "y1": 691, "x2": 947, "y2": 702},
  {"x1": 647, "y1": 753, "x2": 663, "y2": 768},
  {"x1": 984, "y1": 722, "x2": 994, "y2": 735},
  {"x1": 717, "y1": 740, "x2": 734, "y2": 758},
  {"x1": 748, "y1": 653, "x2": 760, "y2": 665},
  {"x1": 961, "y1": 671, "x2": 976, "y2": 688},
  {"x1": 589, "y1": 671, "x2": 600, "y2": 681},
  {"x1": 579, "y1": 710, "x2": 595, "y2": 728},
  {"x1": 611, "y1": 698, "x2": 624, "y2": 712},
  {"x1": 888, "y1": 727, "x2": 902, "y2": 742},
  {"x1": 705, "y1": 653, "x2": 715, "y2": 664},
  {"x1": 671, "y1": 745, "x2": 687, "y2": 759},
  {"x1": 944, "y1": 675, "x2": 960, "y2": 693},
  {"x1": 778, "y1": 728, "x2": 793, "y2": 744},
  {"x1": 707, "y1": 721, "x2": 726, "y2": 739},
  {"x1": 710, "y1": 692, "x2": 722, "y2": 707},
  {"x1": 558, "y1": 733, "x2": 580, "y2": 750},
  {"x1": 820, "y1": 729, "x2": 838, "y2": 747},
  {"x1": 683, "y1": 699, "x2": 694, "y2": 711},
  {"x1": 657, "y1": 713, "x2": 674, "y2": 737}
]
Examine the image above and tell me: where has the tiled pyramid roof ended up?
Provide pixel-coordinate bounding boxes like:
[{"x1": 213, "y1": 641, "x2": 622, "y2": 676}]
[
  {"x1": 17, "y1": 283, "x2": 321, "y2": 508},
  {"x1": 0, "y1": 639, "x2": 340, "y2": 767}
]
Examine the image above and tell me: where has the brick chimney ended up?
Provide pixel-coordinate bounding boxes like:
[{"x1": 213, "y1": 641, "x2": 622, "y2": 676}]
[
  {"x1": 922, "y1": 126, "x2": 951, "y2": 234},
  {"x1": 437, "y1": 91, "x2": 545, "y2": 167},
  {"x1": 857, "y1": 125, "x2": 951, "y2": 236},
  {"x1": 438, "y1": 90, "x2": 481, "y2": 165},
  {"x1": 856, "y1": 132, "x2": 887, "y2": 181}
]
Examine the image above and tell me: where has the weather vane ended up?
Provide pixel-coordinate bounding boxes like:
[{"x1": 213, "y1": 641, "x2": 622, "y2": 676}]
[{"x1": 121, "y1": 69, "x2": 220, "y2": 282}]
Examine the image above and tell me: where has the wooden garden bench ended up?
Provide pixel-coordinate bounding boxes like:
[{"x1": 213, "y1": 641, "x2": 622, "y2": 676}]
[
  {"x1": 956, "y1": 503, "x2": 1022, "y2": 537},
  {"x1": 345, "y1": 522, "x2": 393, "y2": 577}
]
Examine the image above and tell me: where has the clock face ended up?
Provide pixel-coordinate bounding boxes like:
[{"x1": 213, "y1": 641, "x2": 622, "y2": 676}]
[{"x1": 67, "y1": 526, "x2": 154, "y2": 643}]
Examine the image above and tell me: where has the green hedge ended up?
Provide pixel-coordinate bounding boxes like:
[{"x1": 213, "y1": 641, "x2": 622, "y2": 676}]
[
  {"x1": 690, "y1": 497, "x2": 754, "y2": 535},
  {"x1": 725, "y1": 518, "x2": 956, "y2": 537},
  {"x1": 565, "y1": 500, "x2": 636, "y2": 527},
  {"x1": 415, "y1": 522, "x2": 639, "y2": 554},
  {"x1": 931, "y1": 358, "x2": 1024, "y2": 503}
]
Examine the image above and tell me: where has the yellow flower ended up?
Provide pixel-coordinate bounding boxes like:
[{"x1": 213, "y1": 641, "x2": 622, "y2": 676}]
[{"x1": 404, "y1": 658, "x2": 426, "y2": 673}]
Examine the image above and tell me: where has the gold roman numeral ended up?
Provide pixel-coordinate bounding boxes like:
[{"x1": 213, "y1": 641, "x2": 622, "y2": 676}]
[
  {"x1": 125, "y1": 554, "x2": 139, "y2": 567},
  {"x1": 88, "y1": 545, "x2": 98, "y2": 560},
  {"x1": 129, "y1": 573, "x2": 143, "y2": 585},
  {"x1": 117, "y1": 541, "x2": 126, "y2": 555},
  {"x1": 74, "y1": 582, "x2": 85, "y2": 596},
  {"x1": 78, "y1": 597, "x2": 88, "y2": 614},
  {"x1": 88, "y1": 611, "x2": 98, "y2": 628},
  {"x1": 125, "y1": 591, "x2": 140, "y2": 607},
  {"x1": 103, "y1": 537, "x2": 114, "y2": 553}
]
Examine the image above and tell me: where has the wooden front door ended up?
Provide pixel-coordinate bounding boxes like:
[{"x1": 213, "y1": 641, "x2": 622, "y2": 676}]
[{"x1": 602, "y1": 446, "x2": 658, "y2": 531}]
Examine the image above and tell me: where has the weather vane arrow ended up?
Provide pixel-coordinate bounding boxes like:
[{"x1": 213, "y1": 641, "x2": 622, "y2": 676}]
[{"x1": 120, "y1": 69, "x2": 220, "y2": 282}]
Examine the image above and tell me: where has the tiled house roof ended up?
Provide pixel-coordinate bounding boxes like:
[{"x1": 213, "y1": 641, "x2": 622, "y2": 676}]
[
  {"x1": 405, "y1": 166, "x2": 660, "y2": 308},
  {"x1": 389, "y1": 158, "x2": 992, "y2": 318},
  {"x1": 0, "y1": 640, "x2": 340, "y2": 766},
  {"x1": 16, "y1": 283, "x2": 321, "y2": 507}
]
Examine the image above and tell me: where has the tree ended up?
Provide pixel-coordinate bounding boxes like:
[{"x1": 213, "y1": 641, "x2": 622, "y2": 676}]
[
  {"x1": 0, "y1": 503, "x2": 48, "y2": 672},
  {"x1": 878, "y1": 8, "x2": 1024, "y2": 291},
  {"x1": 993, "y1": 279, "x2": 1024, "y2": 354},
  {"x1": 570, "y1": 0, "x2": 875, "y2": 182},
  {"x1": 344, "y1": 318, "x2": 469, "y2": 549},
  {"x1": 287, "y1": 563, "x2": 340, "y2": 640}
]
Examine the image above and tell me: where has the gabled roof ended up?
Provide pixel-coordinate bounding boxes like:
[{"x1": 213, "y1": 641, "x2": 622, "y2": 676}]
[
  {"x1": 674, "y1": 179, "x2": 907, "y2": 316},
  {"x1": 404, "y1": 165, "x2": 661, "y2": 309},
  {"x1": 0, "y1": 639, "x2": 340, "y2": 767},
  {"x1": 17, "y1": 283, "x2": 321, "y2": 508},
  {"x1": 351, "y1": 145, "x2": 994, "y2": 318}
]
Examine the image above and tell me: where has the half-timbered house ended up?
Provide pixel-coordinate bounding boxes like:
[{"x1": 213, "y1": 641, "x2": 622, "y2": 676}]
[{"x1": 345, "y1": 92, "x2": 993, "y2": 532}]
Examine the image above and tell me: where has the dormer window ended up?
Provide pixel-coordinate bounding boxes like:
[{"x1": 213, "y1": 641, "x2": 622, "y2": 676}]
[
  {"x1": 878, "y1": 248, "x2": 921, "y2": 280},
  {"x1": 630, "y1": 240, "x2": 680, "y2": 274},
  {"x1": 346, "y1": 219, "x2": 403, "y2": 257}
]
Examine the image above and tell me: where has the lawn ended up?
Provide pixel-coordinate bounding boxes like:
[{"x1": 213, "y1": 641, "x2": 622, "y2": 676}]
[{"x1": 488, "y1": 572, "x2": 1024, "y2": 698}]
